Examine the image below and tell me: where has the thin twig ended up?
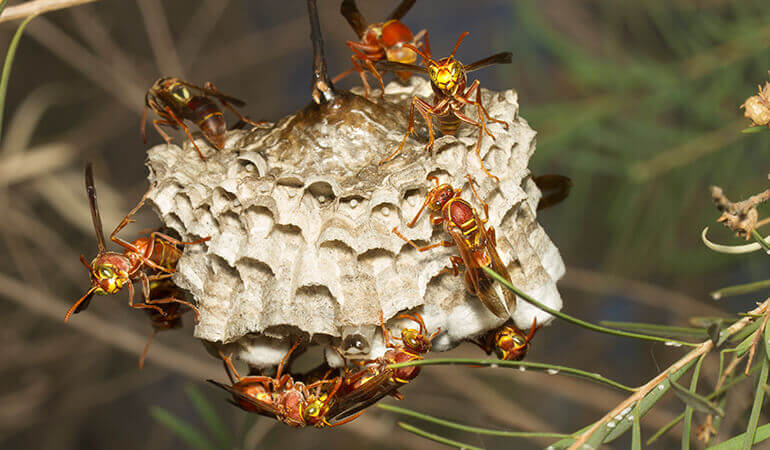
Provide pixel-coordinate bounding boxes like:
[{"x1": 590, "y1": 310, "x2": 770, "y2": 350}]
[
  {"x1": 0, "y1": 0, "x2": 98, "y2": 23},
  {"x1": 567, "y1": 299, "x2": 770, "y2": 449}
]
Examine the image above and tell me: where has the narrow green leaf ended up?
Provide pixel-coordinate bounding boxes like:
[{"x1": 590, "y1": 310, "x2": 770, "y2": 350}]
[
  {"x1": 631, "y1": 402, "x2": 641, "y2": 450},
  {"x1": 751, "y1": 230, "x2": 770, "y2": 253},
  {"x1": 670, "y1": 377, "x2": 724, "y2": 417},
  {"x1": 742, "y1": 126, "x2": 768, "y2": 134},
  {"x1": 719, "y1": 318, "x2": 762, "y2": 348},
  {"x1": 397, "y1": 422, "x2": 483, "y2": 450},
  {"x1": 553, "y1": 358, "x2": 699, "y2": 448},
  {"x1": 741, "y1": 349, "x2": 769, "y2": 450},
  {"x1": 184, "y1": 385, "x2": 231, "y2": 450},
  {"x1": 0, "y1": 1, "x2": 8, "y2": 15},
  {"x1": 387, "y1": 358, "x2": 635, "y2": 392},
  {"x1": 0, "y1": 13, "x2": 36, "y2": 142},
  {"x1": 378, "y1": 403, "x2": 572, "y2": 438},
  {"x1": 599, "y1": 321, "x2": 708, "y2": 339},
  {"x1": 707, "y1": 423, "x2": 770, "y2": 449},
  {"x1": 734, "y1": 331, "x2": 757, "y2": 358},
  {"x1": 710, "y1": 279, "x2": 770, "y2": 300},
  {"x1": 483, "y1": 266, "x2": 698, "y2": 347},
  {"x1": 765, "y1": 319, "x2": 770, "y2": 363},
  {"x1": 682, "y1": 355, "x2": 707, "y2": 450},
  {"x1": 149, "y1": 406, "x2": 217, "y2": 450},
  {"x1": 690, "y1": 317, "x2": 735, "y2": 329}
]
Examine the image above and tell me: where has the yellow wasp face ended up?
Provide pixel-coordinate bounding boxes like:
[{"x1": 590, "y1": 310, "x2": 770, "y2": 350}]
[
  {"x1": 169, "y1": 84, "x2": 192, "y2": 103},
  {"x1": 91, "y1": 263, "x2": 127, "y2": 295},
  {"x1": 429, "y1": 58, "x2": 463, "y2": 92},
  {"x1": 495, "y1": 329, "x2": 529, "y2": 361}
]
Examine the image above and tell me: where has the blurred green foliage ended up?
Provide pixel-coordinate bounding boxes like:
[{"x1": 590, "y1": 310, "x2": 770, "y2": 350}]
[{"x1": 504, "y1": 0, "x2": 770, "y2": 276}]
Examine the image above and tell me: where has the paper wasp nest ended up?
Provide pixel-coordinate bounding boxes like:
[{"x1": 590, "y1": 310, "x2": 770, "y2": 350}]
[{"x1": 145, "y1": 78, "x2": 565, "y2": 368}]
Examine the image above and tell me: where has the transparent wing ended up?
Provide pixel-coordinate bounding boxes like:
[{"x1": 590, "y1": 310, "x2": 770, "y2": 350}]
[{"x1": 464, "y1": 52, "x2": 513, "y2": 73}]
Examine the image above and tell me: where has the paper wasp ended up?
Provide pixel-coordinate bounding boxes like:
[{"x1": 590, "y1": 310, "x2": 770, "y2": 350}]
[
  {"x1": 208, "y1": 339, "x2": 369, "y2": 428},
  {"x1": 376, "y1": 32, "x2": 512, "y2": 181},
  {"x1": 141, "y1": 77, "x2": 266, "y2": 160},
  {"x1": 333, "y1": 0, "x2": 425, "y2": 98},
  {"x1": 392, "y1": 175, "x2": 516, "y2": 318},
  {"x1": 474, "y1": 318, "x2": 538, "y2": 361},
  {"x1": 64, "y1": 163, "x2": 207, "y2": 323}
]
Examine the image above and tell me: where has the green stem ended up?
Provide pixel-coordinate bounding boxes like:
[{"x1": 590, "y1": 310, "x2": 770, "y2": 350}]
[
  {"x1": 482, "y1": 266, "x2": 698, "y2": 347},
  {"x1": 397, "y1": 422, "x2": 484, "y2": 450},
  {"x1": 388, "y1": 358, "x2": 635, "y2": 392},
  {"x1": 682, "y1": 354, "x2": 706, "y2": 449},
  {"x1": 710, "y1": 278, "x2": 770, "y2": 300},
  {"x1": 752, "y1": 230, "x2": 770, "y2": 254},
  {"x1": 379, "y1": 404, "x2": 573, "y2": 439},
  {"x1": 0, "y1": 12, "x2": 36, "y2": 143}
]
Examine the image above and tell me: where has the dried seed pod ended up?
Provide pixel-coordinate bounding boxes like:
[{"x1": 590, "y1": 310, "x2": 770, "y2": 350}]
[
  {"x1": 741, "y1": 78, "x2": 770, "y2": 128},
  {"x1": 145, "y1": 77, "x2": 565, "y2": 368}
]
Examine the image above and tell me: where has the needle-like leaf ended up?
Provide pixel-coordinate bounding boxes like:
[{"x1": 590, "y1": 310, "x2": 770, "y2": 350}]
[
  {"x1": 397, "y1": 422, "x2": 483, "y2": 450},
  {"x1": 184, "y1": 384, "x2": 231, "y2": 450},
  {"x1": 149, "y1": 406, "x2": 218, "y2": 450}
]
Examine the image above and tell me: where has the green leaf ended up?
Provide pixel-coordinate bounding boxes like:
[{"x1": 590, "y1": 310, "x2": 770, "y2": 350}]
[
  {"x1": 483, "y1": 266, "x2": 697, "y2": 347},
  {"x1": 149, "y1": 406, "x2": 217, "y2": 450},
  {"x1": 184, "y1": 385, "x2": 231, "y2": 450},
  {"x1": 397, "y1": 422, "x2": 483, "y2": 450},
  {"x1": 741, "y1": 349, "x2": 769, "y2": 450},
  {"x1": 599, "y1": 321, "x2": 708, "y2": 340},
  {"x1": 733, "y1": 331, "x2": 757, "y2": 358},
  {"x1": 710, "y1": 279, "x2": 770, "y2": 300},
  {"x1": 0, "y1": 1, "x2": 7, "y2": 15},
  {"x1": 0, "y1": 12, "x2": 36, "y2": 143},
  {"x1": 707, "y1": 423, "x2": 770, "y2": 449},
  {"x1": 765, "y1": 319, "x2": 770, "y2": 363},
  {"x1": 742, "y1": 126, "x2": 768, "y2": 134},
  {"x1": 553, "y1": 358, "x2": 699, "y2": 448},
  {"x1": 751, "y1": 230, "x2": 770, "y2": 253},
  {"x1": 681, "y1": 356, "x2": 707, "y2": 450},
  {"x1": 632, "y1": 402, "x2": 641, "y2": 450},
  {"x1": 387, "y1": 358, "x2": 634, "y2": 392},
  {"x1": 379, "y1": 403, "x2": 571, "y2": 438},
  {"x1": 669, "y1": 376, "x2": 724, "y2": 417}
]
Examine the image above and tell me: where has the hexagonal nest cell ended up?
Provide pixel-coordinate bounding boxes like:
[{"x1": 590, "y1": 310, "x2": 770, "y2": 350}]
[{"x1": 145, "y1": 77, "x2": 565, "y2": 368}]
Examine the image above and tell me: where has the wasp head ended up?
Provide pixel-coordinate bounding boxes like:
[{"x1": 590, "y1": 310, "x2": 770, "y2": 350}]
[
  {"x1": 494, "y1": 324, "x2": 536, "y2": 361},
  {"x1": 401, "y1": 327, "x2": 432, "y2": 354},
  {"x1": 89, "y1": 253, "x2": 131, "y2": 295},
  {"x1": 429, "y1": 57, "x2": 464, "y2": 93},
  {"x1": 426, "y1": 185, "x2": 456, "y2": 213},
  {"x1": 301, "y1": 394, "x2": 330, "y2": 426}
]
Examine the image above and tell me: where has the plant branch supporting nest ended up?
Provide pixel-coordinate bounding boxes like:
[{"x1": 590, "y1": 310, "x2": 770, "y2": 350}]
[{"x1": 710, "y1": 183, "x2": 770, "y2": 239}]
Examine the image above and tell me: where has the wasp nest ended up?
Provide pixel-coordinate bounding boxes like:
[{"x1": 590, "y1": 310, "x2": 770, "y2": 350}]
[{"x1": 145, "y1": 77, "x2": 565, "y2": 368}]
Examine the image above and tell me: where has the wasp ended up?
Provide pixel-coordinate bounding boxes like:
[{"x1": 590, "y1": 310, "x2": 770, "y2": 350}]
[
  {"x1": 333, "y1": 0, "x2": 425, "y2": 98},
  {"x1": 392, "y1": 175, "x2": 516, "y2": 318},
  {"x1": 376, "y1": 32, "x2": 512, "y2": 181},
  {"x1": 138, "y1": 279, "x2": 199, "y2": 369},
  {"x1": 208, "y1": 339, "x2": 368, "y2": 428},
  {"x1": 64, "y1": 163, "x2": 207, "y2": 323},
  {"x1": 473, "y1": 318, "x2": 538, "y2": 361},
  {"x1": 141, "y1": 77, "x2": 266, "y2": 160}
]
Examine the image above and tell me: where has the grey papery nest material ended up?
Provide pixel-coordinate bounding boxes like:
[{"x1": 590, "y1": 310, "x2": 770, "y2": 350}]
[{"x1": 145, "y1": 77, "x2": 565, "y2": 368}]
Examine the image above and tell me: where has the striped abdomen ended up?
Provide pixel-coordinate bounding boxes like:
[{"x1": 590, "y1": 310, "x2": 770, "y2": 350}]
[
  {"x1": 128, "y1": 237, "x2": 182, "y2": 274},
  {"x1": 437, "y1": 112, "x2": 461, "y2": 136},
  {"x1": 444, "y1": 198, "x2": 481, "y2": 244},
  {"x1": 188, "y1": 96, "x2": 226, "y2": 149}
]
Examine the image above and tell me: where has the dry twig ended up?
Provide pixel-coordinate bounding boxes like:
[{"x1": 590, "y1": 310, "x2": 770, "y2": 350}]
[{"x1": 0, "y1": 0, "x2": 99, "y2": 24}]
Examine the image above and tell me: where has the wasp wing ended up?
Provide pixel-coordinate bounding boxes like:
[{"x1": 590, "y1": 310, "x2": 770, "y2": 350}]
[
  {"x1": 387, "y1": 0, "x2": 416, "y2": 21},
  {"x1": 340, "y1": 0, "x2": 367, "y2": 38},
  {"x1": 207, "y1": 380, "x2": 281, "y2": 419},
  {"x1": 375, "y1": 60, "x2": 429, "y2": 75},
  {"x1": 473, "y1": 211, "x2": 516, "y2": 316},
  {"x1": 464, "y1": 52, "x2": 513, "y2": 73},
  {"x1": 177, "y1": 80, "x2": 247, "y2": 107},
  {"x1": 85, "y1": 163, "x2": 106, "y2": 252},
  {"x1": 326, "y1": 368, "x2": 401, "y2": 423},
  {"x1": 533, "y1": 174, "x2": 572, "y2": 211},
  {"x1": 446, "y1": 226, "x2": 508, "y2": 318}
]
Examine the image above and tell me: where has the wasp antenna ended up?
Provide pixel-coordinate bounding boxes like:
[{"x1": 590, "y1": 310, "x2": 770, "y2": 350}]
[
  {"x1": 64, "y1": 286, "x2": 97, "y2": 323},
  {"x1": 404, "y1": 42, "x2": 432, "y2": 66},
  {"x1": 450, "y1": 31, "x2": 470, "y2": 58}
]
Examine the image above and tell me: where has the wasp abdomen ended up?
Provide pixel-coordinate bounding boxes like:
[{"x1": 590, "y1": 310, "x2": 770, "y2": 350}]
[{"x1": 189, "y1": 96, "x2": 227, "y2": 149}]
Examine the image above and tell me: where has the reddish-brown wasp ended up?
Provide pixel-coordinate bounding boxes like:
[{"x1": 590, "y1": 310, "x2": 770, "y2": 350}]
[
  {"x1": 138, "y1": 278, "x2": 199, "y2": 369},
  {"x1": 392, "y1": 175, "x2": 516, "y2": 318},
  {"x1": 141, "y1": 77, "x2": 266, "y2": 160},
  {"x1": 474, "y1": 318, "x2": 538, "y2": 361},
  {"x1": 376, "y1": 32, "x2": 512, "y2": 181},
  {"x1": 64, "y1": 163, "x2": 207, "y2": 323},
  {"x1": 333, "y1": 0, "x2": 425, "y2": 98},
  {"x1": 208, "y1": 339, "x2": 367, "y2": 428}
]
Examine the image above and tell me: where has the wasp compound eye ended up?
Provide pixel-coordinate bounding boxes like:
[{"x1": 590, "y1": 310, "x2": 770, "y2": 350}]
[{"x1": 342, "y1": 334, "x2": 370, "y2": 355}]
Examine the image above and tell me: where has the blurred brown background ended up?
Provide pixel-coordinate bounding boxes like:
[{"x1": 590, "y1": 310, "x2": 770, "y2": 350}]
[{"x1": 1, "y1": 0, "x2": 768, "y2": 449}]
